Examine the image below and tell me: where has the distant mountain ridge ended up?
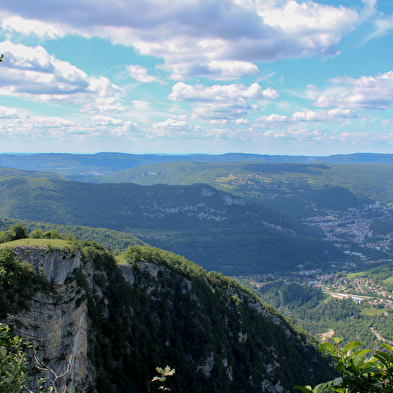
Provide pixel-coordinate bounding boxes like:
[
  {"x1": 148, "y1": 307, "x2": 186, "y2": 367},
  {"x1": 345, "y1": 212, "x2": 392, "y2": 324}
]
[
  {"x1": 0, "y1": 152, "x2": 392, "y2": 181},
  {"x1": 98, "y1": 161, "x2": 382, "y2": 218}
]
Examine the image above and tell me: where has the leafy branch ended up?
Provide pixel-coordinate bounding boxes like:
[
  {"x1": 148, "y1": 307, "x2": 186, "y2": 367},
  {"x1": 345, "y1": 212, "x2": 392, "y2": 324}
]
[
  {"x1": 152, "y1": 366, "x2": 175, "y2": 391},
  {"x1": 295, "y1": 337, "x2": 393, "y2": 392}
]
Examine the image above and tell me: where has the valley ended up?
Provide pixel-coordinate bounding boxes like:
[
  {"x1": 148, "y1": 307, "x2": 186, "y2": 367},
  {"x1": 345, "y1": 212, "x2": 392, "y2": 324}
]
[{"x1": 2, "y1": 153, "x2": 393, "y2": 391}]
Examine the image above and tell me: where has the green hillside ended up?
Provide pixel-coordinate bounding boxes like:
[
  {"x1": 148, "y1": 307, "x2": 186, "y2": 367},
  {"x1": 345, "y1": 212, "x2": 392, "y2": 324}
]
[
  {"x1": 99, "y1": 162, "x2": 387, "y2": 218},
  {"x1": 0, "y1": 177, "x2": 348, "y2": 275},
  {"x1": 0, "y1": 218, "x2": 148, "y2": 251},
  {"x1": 0, "y1": 166, "x2": 66, "y2": 181},
  {"x1": 0, "y1": 238, "x2": 336, "y2": 392}
]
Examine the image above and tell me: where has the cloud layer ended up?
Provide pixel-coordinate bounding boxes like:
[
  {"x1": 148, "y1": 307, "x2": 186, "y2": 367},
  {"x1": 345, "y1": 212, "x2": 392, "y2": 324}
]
[{"x1": 1, "y1": 0, "x2": 361, "y2": 80}]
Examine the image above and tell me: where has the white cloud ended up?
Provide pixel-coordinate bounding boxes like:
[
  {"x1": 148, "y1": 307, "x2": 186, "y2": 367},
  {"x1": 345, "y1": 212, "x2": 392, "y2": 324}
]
[
  {"x1": 2, "y1": 16, "x2": 64, "y2": 39},
  {"x1": 0, "y1": 105, "x2": 26, "y2": 119},
  {"x1": 168, "y1": 82, "x2": 277, "y2": 122},
  {"x1": 127, "y1": 65, "x2": 163, "y2": 84},
  {"x1": 153, "y1": 116, "x2": 190, "y2": 129},
  {"x1": 292, "y1": 109, "x2": 358, "y2": 121},
  {"x1": 169, "y1": 82, "x2": 278, "y2": 101},
  {"x1": 0, "y1": 41, "x2": 123, "y2": 113},
  {"x1": 255, "y1": 109, "x2": 358, "y2": 128},
  {"x1": 315, "y1": 71, "x2": 393, "y2": 110},
  {"x1": 255, "y1": 114, "x2": 289, "y2": 126},
  {"x1": 30, "y1": 116, "x2": 75, "y2": 128},
  {"x1": 81, "y1": 97, "x2": 125, "y2": 114},
  {"x1": 0, "y1": 0, "x2": 363, "y2": 80},
  {"x1": 91, "y1": 115, "x2": 123, "y2": 126},
  {"x1": 132, "y1": 100, "x2": 150, "y2": 110},
  {"x1": 263, "y1": 128, "x2": 326, "y2": 141},
  {"x1": 0, "y1": 114, "x2": 143, "y2": 140},
  {"x1": 168, "y1": 60, "x2": 260, "y2": 80}
]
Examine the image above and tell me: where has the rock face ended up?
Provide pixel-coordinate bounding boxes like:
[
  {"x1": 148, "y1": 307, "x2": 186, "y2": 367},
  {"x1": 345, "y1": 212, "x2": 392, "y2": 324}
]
[
  {"x1": 11, "y1": 247, "x2": 91, "y2": 393},
  {"x1": 6, "y1": 244, "x2": 335, "y2": 393}
]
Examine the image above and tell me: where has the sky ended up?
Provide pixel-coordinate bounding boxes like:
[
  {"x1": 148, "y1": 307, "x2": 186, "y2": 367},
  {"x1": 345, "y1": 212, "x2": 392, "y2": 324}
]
[{"x1": 0, "y1": 0, "x2": 393, "y2": 156}]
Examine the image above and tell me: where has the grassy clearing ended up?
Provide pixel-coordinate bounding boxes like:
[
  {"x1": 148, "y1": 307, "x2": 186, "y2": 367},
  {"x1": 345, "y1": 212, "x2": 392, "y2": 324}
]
[
  {"x1": 361, "y1": 307, "x2": 388, "y2": 316},
  {"x1": 214, "y1": 175, "x2": 237, "y2": 183},
  {"x1": 0, "y1": 238, "x2": 68, "y2": 249},
  {"x1": 383, "y1": 276, "x2": 393, "y2": 284},
  {"x1": 347, "y1": 271, "x2": 367, "y2": 278}
]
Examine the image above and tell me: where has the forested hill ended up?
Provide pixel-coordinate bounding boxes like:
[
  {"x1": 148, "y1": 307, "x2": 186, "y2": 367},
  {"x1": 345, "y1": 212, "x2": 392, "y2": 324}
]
[
  {"x1": 0, "y1": 166, "x2": 66, "y2": 180},
  {"x1": 0, "y1": 238, "x2": 336, "y2": 392},
  {"x1": 99, "y1": 161, "x2": 391, "y2": 218},
  {"x1": 0, "y1": 177, "x2": 347, "y2": 275}
]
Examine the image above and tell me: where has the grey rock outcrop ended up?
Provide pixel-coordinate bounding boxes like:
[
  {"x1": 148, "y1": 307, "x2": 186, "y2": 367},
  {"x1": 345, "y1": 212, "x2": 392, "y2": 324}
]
[{"x1": 10, "y1": 247, "x2": 91, "y2": 393}]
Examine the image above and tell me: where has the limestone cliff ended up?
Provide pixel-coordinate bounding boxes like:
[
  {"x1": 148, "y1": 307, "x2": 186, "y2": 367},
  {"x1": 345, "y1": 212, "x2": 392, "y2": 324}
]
[{"x1": 9, "y1": 247, "x2": 91, "y2": 393}]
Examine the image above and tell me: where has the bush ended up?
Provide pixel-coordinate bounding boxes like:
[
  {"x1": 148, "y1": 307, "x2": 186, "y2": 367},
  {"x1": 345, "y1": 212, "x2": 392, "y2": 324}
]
[
  {"x1": 295, "y1": 337, "x2": 393, "y2": 392},
  {"x1": 0, "y1": 323, "x2": 28, "y2": 393}
]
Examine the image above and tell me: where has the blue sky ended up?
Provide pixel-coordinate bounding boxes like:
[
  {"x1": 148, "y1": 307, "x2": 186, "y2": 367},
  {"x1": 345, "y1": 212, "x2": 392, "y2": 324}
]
[{"x1": 0, "y1": 0, "x2": 392, "y2": 156}]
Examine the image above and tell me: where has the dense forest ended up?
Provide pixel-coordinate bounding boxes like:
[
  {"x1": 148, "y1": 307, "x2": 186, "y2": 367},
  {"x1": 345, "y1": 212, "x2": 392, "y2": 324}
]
[{"x1": 99, "y1": 161, "x2": 393, "y2": 218}]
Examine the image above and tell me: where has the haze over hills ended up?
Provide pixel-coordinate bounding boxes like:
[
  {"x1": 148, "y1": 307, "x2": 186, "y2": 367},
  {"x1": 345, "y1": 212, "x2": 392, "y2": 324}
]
[{"x1": 1, "y1": 152, "x2": 393, "y2": 182}]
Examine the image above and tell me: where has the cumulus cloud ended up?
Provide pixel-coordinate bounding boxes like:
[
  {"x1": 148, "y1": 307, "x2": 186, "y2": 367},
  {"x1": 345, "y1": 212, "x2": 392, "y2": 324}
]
[
  {"x1": 255, "y1": 109, "x2": 358, "y2": 128},
  {"x1": 263, "y1": 128, "x2": 326, "y2": 141},
  {"x1": 167, "y1": 60, "x2": 260, "y2": 80},
  {"x1": 315, "y1": 71, "x2": 393, "y2": 110},
  {"x1": 0, "y1": 105, "x2": 26, "y2": 119},
  {"x1": 0, "y1": 0, "x2": 362, "y2": 80},
  {"x1": 2, "y1": 16, "x2": 64, "y2": 39},
  {"x1": 127, "y1": 65, "x2": 163, "y2": 84},
  {"x1": 292, "y1": 109, "x2": 358, "y2": 121},
  {"x1": 81, "y1": 97, "x2": 125, "y2": 114},
  {"x1": 169, "y1": 82, "x2": 277, "y2": 121},
  {"x1": 0, "y1": 41, "x2": 120, "y2": 99},
  {"x1": 0, "y1": 41, "x2": 123, "y2": 114},
  {"x1": 0, "y1": 114, "x2": 143, "y2": 140},
  {"x1": 169, "y1": 82, "x2": 278, "y2": 101},
  {"x1": 91, "y1": 115, "x2": 123, "y2": 126}
]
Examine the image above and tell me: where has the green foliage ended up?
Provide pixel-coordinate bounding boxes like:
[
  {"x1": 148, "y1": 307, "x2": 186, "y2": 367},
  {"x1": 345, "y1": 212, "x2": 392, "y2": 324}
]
[
  {"x1": 0, "y1": 224, "x2": 29, "y2": 244},
  {"x1": 0, "y1": 218, "x2": 147, "y2": 253},
  {"x1": 29, "y1": 228, "x2": 44, "y2": 239},
  {"x1": 295, "y1": 338, "x2": 393, "y2": 392},
  {"x1": 0, "y1": 323, "x2": 70, "y2": 393},
  {"x1": 43, "y1": 229, "x2": 61, "y2": 239},
  {"x1": 152, "y1": 366, "x2": 175, "y2": 391},
  {"x1": 0, "y1": 247, "x2": 49, "y2": 318},
  {"x1": 0, "y1": 323, "x2": 28, "y2": 393}
]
